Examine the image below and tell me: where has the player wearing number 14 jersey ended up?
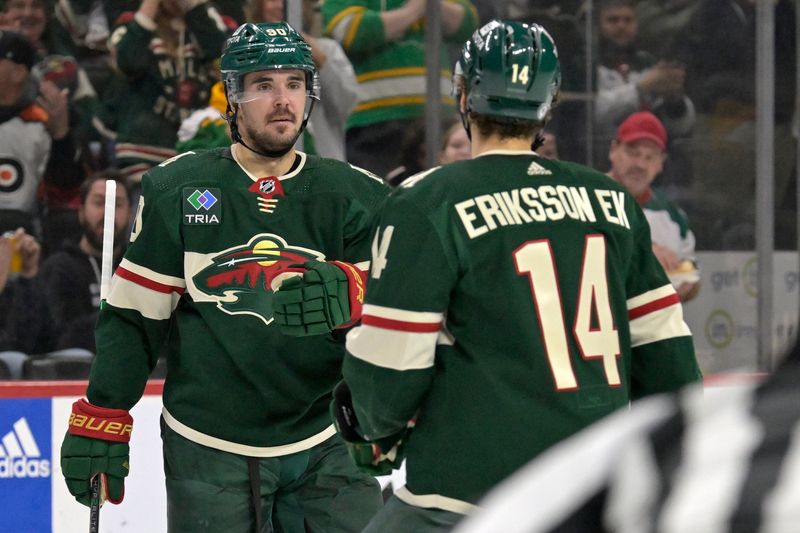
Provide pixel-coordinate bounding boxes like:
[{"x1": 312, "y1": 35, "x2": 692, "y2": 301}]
[{"x1": 336, "y1": 20, "x2": 702, "y2": 532}]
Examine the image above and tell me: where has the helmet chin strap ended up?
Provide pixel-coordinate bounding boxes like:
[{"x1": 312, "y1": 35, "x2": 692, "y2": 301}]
[
  {"x1": 531, "y1": 132, "x2": 545, "y2": 152},
  {"x1": 458, "y1": 93, "x2": 472, "y2": 142}
]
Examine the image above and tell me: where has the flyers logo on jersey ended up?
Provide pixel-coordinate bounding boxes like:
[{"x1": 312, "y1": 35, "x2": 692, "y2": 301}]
[
  {"x1": 249, "y1": 177, "x2": 285, "y2": 214},
  {"x1": 0, "y1": 158, "x2": 24, "y2": 193},
  {"x1": 192, "y1": 234, "x2": 324, "y2": 324}
]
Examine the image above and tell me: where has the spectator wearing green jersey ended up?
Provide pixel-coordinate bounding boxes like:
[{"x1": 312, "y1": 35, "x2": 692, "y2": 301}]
[
  {"x1": 97, "y1": 0, "x2": 229, "y2": 187},
  {"x1": 322, "y1": 0, "x2": 478, "y2": 177}
]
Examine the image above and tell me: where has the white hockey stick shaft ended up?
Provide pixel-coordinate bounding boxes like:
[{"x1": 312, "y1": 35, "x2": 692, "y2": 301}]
[
  {"x1": 90, "y1": 180, "x2": 117, "y2": 527},
  {"x1": 100, "y1": 179, "x2": 116, "y2": 303}
]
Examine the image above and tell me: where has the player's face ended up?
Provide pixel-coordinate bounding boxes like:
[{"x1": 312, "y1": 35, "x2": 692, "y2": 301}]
[
  {"x1": 237, "y1": 69, "x2": 307, "y2": 155},
  {"x1": 608, "y1": 139, "x2": 665, "y2": 198},
  {"x1": 440, "y1": 126, "x2": 471, "y2": 164},
  {"x1": 79, "y1": 180, "x2": 132, "y2": 252},
  {"x1": 599, "y1": 6, "x2": 637, "y2": 48}
]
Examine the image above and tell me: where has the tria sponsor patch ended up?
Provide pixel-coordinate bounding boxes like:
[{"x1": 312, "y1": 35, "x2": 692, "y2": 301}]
[{"x1": 183, "y1": 187, "x2": 221, "y2": 224}]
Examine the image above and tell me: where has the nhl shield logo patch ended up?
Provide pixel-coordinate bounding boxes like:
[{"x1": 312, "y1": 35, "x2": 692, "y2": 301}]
[
  {"x1": 249, "y1": 177, "x2": 285, "y2": 214},
  {"x1": 183, "y1": 187, "x2": 221, "y2": 224}
]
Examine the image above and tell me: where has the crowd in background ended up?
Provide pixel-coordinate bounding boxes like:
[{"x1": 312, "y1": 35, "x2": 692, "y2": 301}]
[{"x1": 0, "y1": 0, "x2": 796, "y2": 379}]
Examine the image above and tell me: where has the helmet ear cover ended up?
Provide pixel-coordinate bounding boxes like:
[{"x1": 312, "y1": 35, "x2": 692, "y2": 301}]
[{"x1": 453, "y1": 20, "x2": 561, "y2": 127}]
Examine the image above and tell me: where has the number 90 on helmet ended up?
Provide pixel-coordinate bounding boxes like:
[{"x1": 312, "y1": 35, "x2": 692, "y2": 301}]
[
  {"x1": 220, "y1": 22, "x2": 320, "y2": 108},
  {"x1": 454, "y1": 20, "x2": 560, "y2": 126}
]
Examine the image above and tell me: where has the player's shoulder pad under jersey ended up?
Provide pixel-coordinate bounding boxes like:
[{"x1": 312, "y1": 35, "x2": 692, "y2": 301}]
[
  {"x1": 346, "y1": 162, "x2": 387, "y2": 186},
  {"x1": 144, "y1": 149, "x2": 225, "y2": 192},
  {"x1": 309, "y1": 157, "x2": 390, "y2": 200},
  {"x1": 546, "y1": 158, "x2": 618, "y2": 187}
]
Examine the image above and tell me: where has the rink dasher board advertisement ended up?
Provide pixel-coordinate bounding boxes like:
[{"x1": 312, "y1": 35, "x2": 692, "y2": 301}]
[
  {"x1": 0, "y1": 383, "x2": 167, "y2": 533},
  {"x1": 684, "y1": 251, "x2": 799, "y2": 373}
]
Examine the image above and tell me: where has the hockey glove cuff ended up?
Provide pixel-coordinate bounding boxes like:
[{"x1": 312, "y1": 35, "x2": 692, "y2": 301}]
[
  {"x1": 330, "y1": 382, "x2": 411, "y2": 476},
  {"x1": 61, "y1": 399, "x2": 131, "y2": 507},
  {"x1": 272, "y1": 260, "x2": 366, "y2": 336}
]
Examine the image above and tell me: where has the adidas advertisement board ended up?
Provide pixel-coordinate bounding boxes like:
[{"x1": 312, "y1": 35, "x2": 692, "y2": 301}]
[
  {"x1": 0, "y1": 386, "x2": 167, "y2": 533},
  {"x1": 0, "y1": 398, "x2": 52, "y2": 532}
]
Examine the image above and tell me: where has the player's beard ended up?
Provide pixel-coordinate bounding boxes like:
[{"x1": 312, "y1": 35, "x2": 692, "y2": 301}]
[
  {"x1": 243, "y1": 112, "x2": 301, "y2": 155},
  {"x1": 82, "y1": 223, "x2": 126, "y2": 255}
]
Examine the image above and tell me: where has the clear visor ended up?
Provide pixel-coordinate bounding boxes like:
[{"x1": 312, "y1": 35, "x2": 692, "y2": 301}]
[
  {"x1": 225, "y1": 67, "x2": 315, "y2": 104},
  {"x1": 229, "y1": 89, "x2": 275, "y2": 104}
]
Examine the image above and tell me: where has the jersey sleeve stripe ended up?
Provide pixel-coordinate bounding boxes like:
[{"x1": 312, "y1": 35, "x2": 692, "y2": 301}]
[
  {"x1": 118, "y1": 259, "x2": 186, "y2": 289},
  {"x1": 116, "y1": 266, "x2": 186, "y2": 294},
  {"x1": 627, "y1": 293, "x2": 680, "y2": 321},
  {"x1": 629, "y1": 304, "x2": 692, "y2": 347},
  {"x1": 106, "y1": 276, "x2": 182, "y2": 320},
  {"x1": 346, "y1": 324, "x2": 436, "y2": 370},
  {"x1": 362, "y1": 303, "x2": 444, "y2": 323},
  {"x1": 361, "y1": 314, "x2": 442, "y2": 333},
  {"x1": 626, "y1": 284, "x2": 675, "y2": 309}
]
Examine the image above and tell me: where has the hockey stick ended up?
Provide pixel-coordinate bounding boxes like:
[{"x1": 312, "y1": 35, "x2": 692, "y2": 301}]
[
  {"x1": 89, "y1": 179, "x2": 117, "y2": 533},
  {"x1": 89, "y1": 476, "x2": 101, "y2": 533}
]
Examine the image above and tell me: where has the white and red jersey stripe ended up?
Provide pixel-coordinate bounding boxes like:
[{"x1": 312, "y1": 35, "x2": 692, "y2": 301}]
[
  {"x1": 107, "y1": 259, "x2": 185, "y2": 320},
  {"x1": 346, "y1": 304, "x2": 445, "y2": 371},
  {"x1": 115, "y1": 143, "x2": 177, "y2": 164},
  {"x1": 626, "y1": 284, "x2": 691, "y2": 347}
]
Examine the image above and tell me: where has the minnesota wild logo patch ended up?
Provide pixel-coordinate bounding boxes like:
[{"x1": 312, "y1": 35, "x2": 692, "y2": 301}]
[{"x1": 190, "y1": 234, "x2": 324, "y2": 324}]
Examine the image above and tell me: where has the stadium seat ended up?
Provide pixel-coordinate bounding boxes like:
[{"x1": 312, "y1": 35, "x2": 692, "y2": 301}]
[
  {"x1": 23, "y1": 351, "x2": 94, "y2": 380},
  {"x1": 0, "y1": 359, "x2": 12, "y2": 380},
  {"x1": 0, "y1": 351, "x2": 29, "y2": 380}
]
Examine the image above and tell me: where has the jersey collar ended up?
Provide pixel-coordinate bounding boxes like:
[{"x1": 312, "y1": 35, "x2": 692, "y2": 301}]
[
  {"x1": 475, "y1": 149, "x2": 538, "y2": 158},
  {"x1": 231, "y1": 146, "x2": 308, "y2": 182}
]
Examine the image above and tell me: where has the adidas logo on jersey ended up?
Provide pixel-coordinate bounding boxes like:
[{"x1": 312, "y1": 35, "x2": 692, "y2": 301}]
[
  {"x1": 527, "y1": 161, "x2": 552, "y2": 176},
  {"x1": 0, "y1": 418, "x2": 50, "y2": 478}
]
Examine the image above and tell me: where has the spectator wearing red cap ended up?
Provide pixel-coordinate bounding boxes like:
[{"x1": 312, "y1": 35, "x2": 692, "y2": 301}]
[
  {"x1": 593, "y1": 0, "x2": 695, "y2": 183},
  {"x1": 608, "y1": 111, "x2": 700, "y2": 302}
]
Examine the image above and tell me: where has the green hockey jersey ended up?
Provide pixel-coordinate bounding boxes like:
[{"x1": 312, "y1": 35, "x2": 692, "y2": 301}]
[
  {"x1": 343, "y1": 150, "x2": 701, "y2": 512},
  {"x1": 322, "y1": 0, "x2": 478, "y2": 129},
  {"x1": 88, "y1": 148, "x2": 388, "y2": 456}
]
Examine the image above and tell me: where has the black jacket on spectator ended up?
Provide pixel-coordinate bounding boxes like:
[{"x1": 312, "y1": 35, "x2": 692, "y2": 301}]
[
  {"x1": 0, "y1": 276, "x2": 54, "y2": 355},
  {"x1": 39, "y1": 242, "x2": 116, "y2": 353}
]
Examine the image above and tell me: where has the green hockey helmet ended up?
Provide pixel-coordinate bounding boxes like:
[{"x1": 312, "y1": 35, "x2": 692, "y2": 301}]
[
  {"x1": 221, "y1": 22, "x2": 320, "y2": 106},
  {"x1": 454, "y1": 20, "x2": 561, "y2": 125}
]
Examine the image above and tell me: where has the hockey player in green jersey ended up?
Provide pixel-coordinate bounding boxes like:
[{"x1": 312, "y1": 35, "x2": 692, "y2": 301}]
[
  {"x1": 60, "y1": 22, "x2": 385, "y2": 532},
  {"x1": 329, "y1": 19, "x2": 702, "y2": 532}
]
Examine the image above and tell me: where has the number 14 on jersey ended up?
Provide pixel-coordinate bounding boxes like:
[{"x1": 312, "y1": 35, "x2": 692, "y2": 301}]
[{"x1": 514, "y1": 235, "x2": 622, "y2": 391}]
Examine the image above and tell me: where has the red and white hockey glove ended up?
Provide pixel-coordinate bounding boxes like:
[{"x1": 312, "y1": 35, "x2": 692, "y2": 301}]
[
  {"x1": 60, "y1": 399, "x2": 132, "y2": 507},
  {"x1": 272, "y1": 260, "x2": 366, "y2": 336}
]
